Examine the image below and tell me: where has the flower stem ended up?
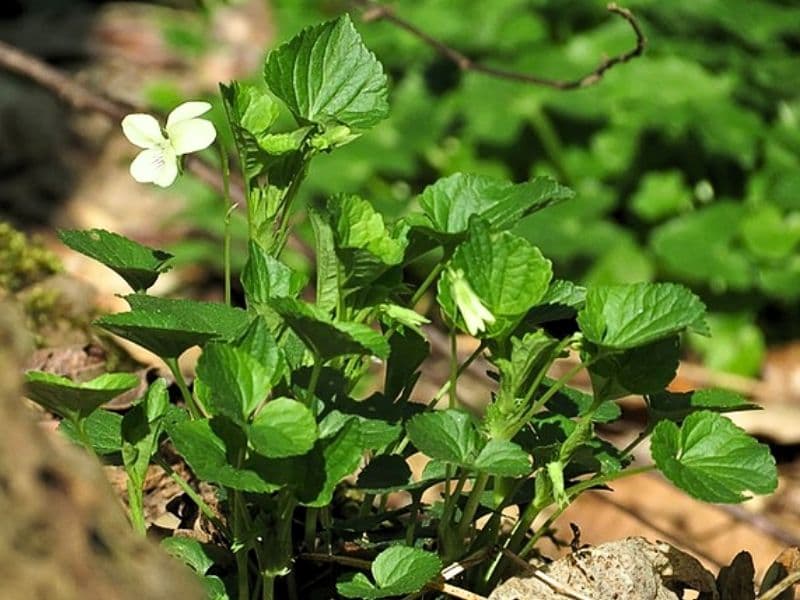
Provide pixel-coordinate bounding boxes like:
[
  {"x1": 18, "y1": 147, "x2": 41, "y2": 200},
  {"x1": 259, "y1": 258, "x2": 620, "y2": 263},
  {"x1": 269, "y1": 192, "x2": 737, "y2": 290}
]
[
  {"x1": 410, "y1": 261, "x2": 445, "y2": 307},
  {"x1": 126, "y1": 476, "x2": 147, "y2": 535},
  {"x1": 455, "y1": 471, "x2": 490, "y2": 542},
  {"x1": 218, "y1": 142, "x2": 233, "y2": 307},
  {"x1": 165, "y1": 357, "x2": 202, "y2": 419}
]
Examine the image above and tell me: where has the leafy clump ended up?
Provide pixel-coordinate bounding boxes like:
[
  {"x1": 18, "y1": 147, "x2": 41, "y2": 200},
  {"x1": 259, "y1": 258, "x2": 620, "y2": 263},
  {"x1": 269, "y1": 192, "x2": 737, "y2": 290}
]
[{"x1": 38, "y1": 12, "x2": 779, "y2": 600}]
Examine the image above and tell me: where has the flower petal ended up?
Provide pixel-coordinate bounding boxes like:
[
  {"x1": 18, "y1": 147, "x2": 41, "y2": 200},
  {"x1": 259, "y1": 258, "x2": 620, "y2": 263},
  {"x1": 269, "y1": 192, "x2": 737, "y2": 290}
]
[
  {"x1": 167, "y1": 118, "x2": 217, "y2": 155},
  {"x1": 166, "y1": 101, "x2": 213, "y2": 128},
  {"x1": 121, "y1": 114, "x2": 164, "y2": 148},
  {"x1": 129, "y1": 147, "x2": 178, "y2": 187}
]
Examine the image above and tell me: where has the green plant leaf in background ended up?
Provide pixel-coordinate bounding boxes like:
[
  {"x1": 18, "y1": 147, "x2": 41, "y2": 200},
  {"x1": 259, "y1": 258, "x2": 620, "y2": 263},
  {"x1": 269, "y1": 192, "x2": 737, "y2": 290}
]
[
  {"x1": 337, "y1": 545, "x2": 442, "y2": 599},
  {"x1": 650, "y1": 411, "x2": 777, "y2": 503},
  {"x1": 58, "y1": 229, "x2": 173, "y2": 292},
  {"x1": 264, "y1": 14, "x2": 389, "y2": 130},
  {"x1": 25, "y1": 371, "x2": 139, "y2": 420},
  {"x1": 242, "y1": 240, "x2": 308, "y2": 306},
  {"x1": 578, "y1": 282, "x2": 708, "y2": 350},
  {"x1": 95, "y1": 295, "x2": 250, "y2": 358}
]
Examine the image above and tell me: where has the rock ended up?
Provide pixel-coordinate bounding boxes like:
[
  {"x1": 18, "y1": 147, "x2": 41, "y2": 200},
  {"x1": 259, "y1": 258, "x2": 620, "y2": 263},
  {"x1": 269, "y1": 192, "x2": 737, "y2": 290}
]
[{"x1": 490, "y1": 537, "x2": 718, "y2": 600}]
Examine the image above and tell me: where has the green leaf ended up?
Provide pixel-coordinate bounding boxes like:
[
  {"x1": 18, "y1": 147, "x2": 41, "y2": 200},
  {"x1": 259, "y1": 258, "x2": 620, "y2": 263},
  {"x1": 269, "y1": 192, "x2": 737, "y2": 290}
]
[
  {"x1": 264, "y1": 14, "x2": 389, "y2": 130},
  {"x1": 196, "y1": 342, "x2": 276, "y2": 422},
  {"x1": 308, "y1": 203, "x2": 340, "y2": 313},
  {"x1": 406, "y1": 410, "x2": 481, "y2": 465},
  {"x1": 337, "y1": 546, "x2": 442, "y2": 599},
  {"x1": 473, "y1": 439, "x2": 531, "y2": 477},
  {"x1": 329, "y1": 194, "x2": 407, "y2": 287},
  {"x1": 356, "y1": 455, "x2": 413, "y2": 493},
  {"x1": 161, "y1": 537, "x2": 215, "y2": 575},
  {"x1": 248, "y1": 398, "x2": 318, "y2": 458},
  {"x1": 542, "y1": 378, "x2": 621, "y2": 423},
  {"x1": 438, "y1": 220, "x2": 552, "y2": 337},
  {"x1": 122, "y1": 379, "x2": 169, "y2": 482},
  {"x1": 384, "y1": 325, "x2": 429, "y2": 401},
  {"x1": 58, "y1": 229, "x2": 172, "y2": 292},
  {"x1": 577, "y1": 282, "x2": 707, "y2": 350},
  {"x1": 651, "y1": 411, "x2": 777, "y2": 503},
  {"x1": 59, "y1": 409, "x2": 123, "y2": 455},
  {"x1": 242, "y1": 241, "x2": 307, "y2": 306},
  {"x1": 304, "y1": 418, "x2": 364, "y2": 506},
  {"x1": 648, "y1": 388, "x2": 760, "y2": 423},
  {"x1": 169, "y1": 418, "x2": 278, "y2": 493},
  {"x1": 220, "y1": 82, "x2": 278, "y2": 181},
  {"x1": 418, "y1": 173, "x2": 573, "y2": 237},
  {"x1": 95, "y1": 295, "x2": 250, "y2": 358},
  {"x1": 587, "y1": 336, "x2": 680, "y2": 400},
  {"x1": 270, "y1": 297, "x2": 389, "y2": 361},
  {"x1": 688, "y1": 313, "x2": 766, "y2": 377},
  {"x1": 25, "y1": 371, "x2": 139, "y2": 420}
]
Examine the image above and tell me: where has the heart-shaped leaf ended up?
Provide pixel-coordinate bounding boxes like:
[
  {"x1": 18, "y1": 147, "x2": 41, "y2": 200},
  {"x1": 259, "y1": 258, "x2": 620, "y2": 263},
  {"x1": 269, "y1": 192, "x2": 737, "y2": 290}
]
[
  {"x1": 578, "y1": 282, "x2": 708, "y2": 350},
  {"x1": 337, "y1": 546, "x2": 442, "y2": 599},
  {"x1": 651, "y1": 411, "x2": 777, "y2": 503}
]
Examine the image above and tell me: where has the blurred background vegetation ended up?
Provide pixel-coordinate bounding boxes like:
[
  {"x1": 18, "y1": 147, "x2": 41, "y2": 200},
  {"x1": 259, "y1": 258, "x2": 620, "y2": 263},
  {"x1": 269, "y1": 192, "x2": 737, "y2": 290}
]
[{"x1": 3, "y1": 0, "x2": 800, "y2": 378}]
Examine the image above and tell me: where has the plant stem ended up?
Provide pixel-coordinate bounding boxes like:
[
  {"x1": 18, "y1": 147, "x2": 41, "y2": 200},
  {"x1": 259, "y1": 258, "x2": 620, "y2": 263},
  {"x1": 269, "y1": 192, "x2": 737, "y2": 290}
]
[
  {"x1": 410, "y1": 261, "x2": 445, "y2": 307},
  {"x1": 165, "y1": 357, "x2": 202, "y2": 419},
  {"x1": 153, "y1": 455, "x2": 227, "y2": 535},
  {"x1": 306, "y1": 357, "x2": 323, "y2": 406},
  {"x1": 126, "y1": 476, "x2": 147, "y2": 535},
  {"x1": 620, "y1": 427, "x2": 652, "y2": 459},
  {"x1": 517, "y1": 464, "x2": 657, "y2": 559},
  {"x1": 504, "y1": 354, "x2": 595, "y2": 440},
  {"x1": 73, "y1": 417, "x2": 96, "y2": 456},
  {"x1": 449, "y1": 326, "x2": 458, "y2": 409},
  {"x1": 304, "y1": 507, "x2": 318, "y2": 551},
  {"x1": 218, "y1": 142, "x2": 233, "y2": 307},
  {"x1": 456, "y1": 471, "x2": 490, "y2": 542}
]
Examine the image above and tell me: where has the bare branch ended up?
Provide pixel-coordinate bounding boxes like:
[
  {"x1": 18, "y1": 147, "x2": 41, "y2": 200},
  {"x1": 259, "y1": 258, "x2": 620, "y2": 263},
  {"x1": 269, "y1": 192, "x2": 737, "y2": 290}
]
[
  {"x1": 0, "y1": 39, "x2": 241, "y2": 202},
  {"x1": 354, "y1": 1, "x2": 646, "y2": 90}
]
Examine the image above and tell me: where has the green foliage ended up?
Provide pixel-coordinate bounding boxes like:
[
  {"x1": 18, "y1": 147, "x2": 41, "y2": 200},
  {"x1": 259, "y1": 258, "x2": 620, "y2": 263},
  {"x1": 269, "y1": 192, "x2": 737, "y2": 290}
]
[
  {"x1": 651, "y1": 411, "x2": 777, "y2": 503},
  {"x1": 54, "y1": 10, "x2": 783, "y2": 599}
]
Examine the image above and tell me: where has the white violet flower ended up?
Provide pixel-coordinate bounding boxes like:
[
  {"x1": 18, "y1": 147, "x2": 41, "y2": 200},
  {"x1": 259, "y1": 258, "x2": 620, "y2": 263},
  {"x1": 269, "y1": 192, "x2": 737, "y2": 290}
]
[
  {"x1": 121, "y1": 101, "x2": 217, "y2": 188},
  {"x1": 448, "y1": 268, "x2": 495, "y2": 336}
]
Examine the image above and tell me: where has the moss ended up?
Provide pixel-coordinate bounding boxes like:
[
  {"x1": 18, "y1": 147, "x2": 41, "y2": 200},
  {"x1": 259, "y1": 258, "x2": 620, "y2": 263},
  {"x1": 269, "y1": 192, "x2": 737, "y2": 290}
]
[{"x1": 0, "y1": 222, "x2": 62, "y2": 293}]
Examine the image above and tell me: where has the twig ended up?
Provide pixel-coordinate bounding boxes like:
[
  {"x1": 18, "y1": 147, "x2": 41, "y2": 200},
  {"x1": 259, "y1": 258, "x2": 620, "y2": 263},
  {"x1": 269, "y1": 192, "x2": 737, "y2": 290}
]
[
  {"x1": 0, "y1": 39, "x2": 241, "y2": 203},
  {"x1": 499, "y1": 549, "x2": 594, "y2": 600},
  {"x1": 759, "y1": 570, "x2": 800, "y2": 600},
  {"x1": 717, "y1": 503, "x2": 800, "y2": 549},
  {"x1": 354, "y1": 1, "x2": 646, "y2": 90}
]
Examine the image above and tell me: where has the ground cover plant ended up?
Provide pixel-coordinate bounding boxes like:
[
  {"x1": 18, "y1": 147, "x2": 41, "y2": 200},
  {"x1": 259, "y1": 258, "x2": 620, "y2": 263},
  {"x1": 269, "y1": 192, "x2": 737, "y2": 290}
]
[{"x1": 18, "y1": 9, "x2": 783, "y2": 600}]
